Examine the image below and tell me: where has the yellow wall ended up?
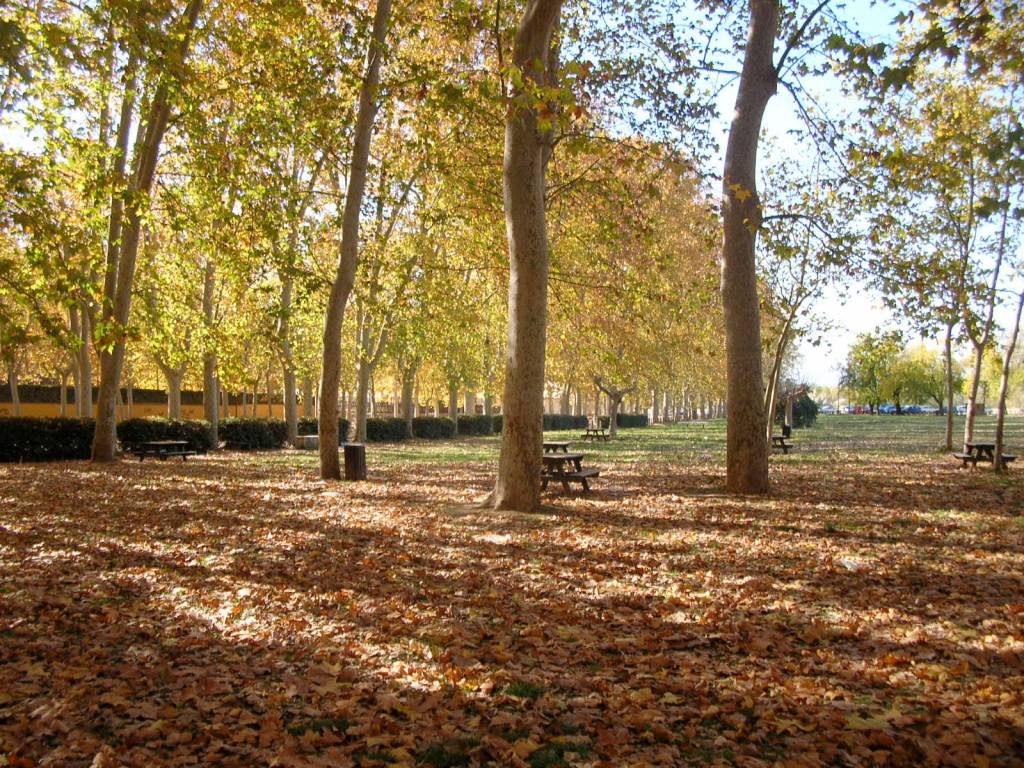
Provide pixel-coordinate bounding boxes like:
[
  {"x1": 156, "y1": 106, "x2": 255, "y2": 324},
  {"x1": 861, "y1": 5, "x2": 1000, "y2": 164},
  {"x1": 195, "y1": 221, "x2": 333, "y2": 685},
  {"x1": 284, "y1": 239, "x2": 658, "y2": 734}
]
[{"x1": 0, "y1": 402, "x2": 288, "y2": 420}]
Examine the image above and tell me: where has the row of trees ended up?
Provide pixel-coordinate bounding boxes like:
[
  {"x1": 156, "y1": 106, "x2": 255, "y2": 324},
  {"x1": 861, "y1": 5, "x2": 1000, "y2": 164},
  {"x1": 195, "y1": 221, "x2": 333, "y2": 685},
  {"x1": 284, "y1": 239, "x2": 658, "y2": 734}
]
[{"x1": 2, "y1": 0, "x2": 1022, "y2": 498}]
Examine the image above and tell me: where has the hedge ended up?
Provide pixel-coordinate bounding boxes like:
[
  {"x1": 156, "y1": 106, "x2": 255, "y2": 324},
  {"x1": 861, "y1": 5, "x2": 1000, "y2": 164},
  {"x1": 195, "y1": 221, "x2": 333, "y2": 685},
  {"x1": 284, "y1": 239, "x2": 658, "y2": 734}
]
[
  {"x1": 600, "y1": 413, "x2": 649, "y2": 429},
  {"x1": 219, "y1": 418, "x2": 288, "y2": 450},
  {"x1": 491, "y1": 414, "x2": 589, "y2": 433},
  {"x1": 456, "y1": 414, "x2": 493, "y2": 436},
  {"x1": 117, "y1": 418, "x2": 213, "y2": 452},
  {"x1": 412, "y1": 417, "x2": 455, "y2": 439},
  {"x1": 297, "y1": 417, "x2": 351, "y2": 442},
  {"x1": 365, "y1": 417, "x2": 409, "y2": 442},
  {"x1": 0, "y1": 417, "x2": 95, "y2": 462}
]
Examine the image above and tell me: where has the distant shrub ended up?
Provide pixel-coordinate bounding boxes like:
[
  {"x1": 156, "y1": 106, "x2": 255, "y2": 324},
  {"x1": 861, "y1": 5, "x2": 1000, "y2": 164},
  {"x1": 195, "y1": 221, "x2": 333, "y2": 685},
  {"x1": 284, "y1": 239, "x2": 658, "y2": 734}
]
[
  {"x1": 600, "y1": 413, "x2": 649, "y2": 429},
  {"x1": 0, "y1": 417, "x2": 94, "y2": 462},
  {"x1": 117, "y1": 418, "x2": 213, "y2": 452},
  {"x1": 492, "y1": 415, "x2": 502, "y2": 433},
  {"x1": 775, "y1": 391, "x2": 818, "y2": 429},
  {"x1": 456, "y1": 414, "x2": 493, "y2": 436},
  {"x1": 297, "y1": 417, "x2": 350, "y2": 442},
  {"x1": 412, "y1": 417, "x2": 455, "y2": 439},
  {"x1": 365, "y1": 417, "x2": 409, "y2": 442},
  {"x1": 219, "y1": 418, "x2": 288, "y2": 450}
]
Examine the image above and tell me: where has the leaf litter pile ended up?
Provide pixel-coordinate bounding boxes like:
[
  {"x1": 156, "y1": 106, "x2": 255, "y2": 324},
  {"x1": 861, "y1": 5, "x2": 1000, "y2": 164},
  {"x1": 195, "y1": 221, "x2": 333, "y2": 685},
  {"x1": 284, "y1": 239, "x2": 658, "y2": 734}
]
[{"x1": 2, "y1": 451, "x2": 1023, "y2": 767}]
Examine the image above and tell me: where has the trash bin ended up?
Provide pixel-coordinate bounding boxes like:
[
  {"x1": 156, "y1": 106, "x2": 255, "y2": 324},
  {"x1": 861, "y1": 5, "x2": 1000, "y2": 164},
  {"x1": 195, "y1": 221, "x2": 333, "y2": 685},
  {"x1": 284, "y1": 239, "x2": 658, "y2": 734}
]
[
  {"x1": 782, "y1": 424, "x2": 792, "y2": 439},
  {"x1": 343, "y1": 442, "x2": 367, "y2": 481}
]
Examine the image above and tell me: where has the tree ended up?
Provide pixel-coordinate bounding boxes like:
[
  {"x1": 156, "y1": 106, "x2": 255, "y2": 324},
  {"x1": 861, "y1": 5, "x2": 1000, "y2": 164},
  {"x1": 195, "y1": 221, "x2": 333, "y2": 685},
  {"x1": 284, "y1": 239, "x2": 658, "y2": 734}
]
[
  {"x1": 319, "y1": 0, "x2": 393, "y2": 480},
  {"x1": 841, "y1": 330, "x2": 902, "y2": 413},
  {"x1": 994, "y1": 288, "x2": 1023, "y2": 471},
  {"x1": 489, "y1": 0, "x2": 563, "y2": 512}
]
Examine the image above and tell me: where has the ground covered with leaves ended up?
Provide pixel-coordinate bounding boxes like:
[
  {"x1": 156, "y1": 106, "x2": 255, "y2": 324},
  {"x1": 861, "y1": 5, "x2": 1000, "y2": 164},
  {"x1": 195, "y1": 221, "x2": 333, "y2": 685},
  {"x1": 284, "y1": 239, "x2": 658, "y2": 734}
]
[{"x1": 2, "y1": 418, "x2": 1023, "y2": 767}]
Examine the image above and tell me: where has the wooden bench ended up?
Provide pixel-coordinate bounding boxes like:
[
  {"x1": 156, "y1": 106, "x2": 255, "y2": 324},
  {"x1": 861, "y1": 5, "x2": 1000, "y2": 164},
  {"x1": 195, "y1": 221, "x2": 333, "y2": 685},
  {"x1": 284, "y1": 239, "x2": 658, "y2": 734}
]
[
  {"x1": 953, "y1": 452, "x2": 1016, "y2": 468},
  {"x1": 542, "y1": 467, "x2": 600, "y2": 492},
  {"x1": 132, "y1": 440, "x2": 198, "y2": 462},
  {"x1": 772, "y1": 435, "x2": 793, "y2": 454}
]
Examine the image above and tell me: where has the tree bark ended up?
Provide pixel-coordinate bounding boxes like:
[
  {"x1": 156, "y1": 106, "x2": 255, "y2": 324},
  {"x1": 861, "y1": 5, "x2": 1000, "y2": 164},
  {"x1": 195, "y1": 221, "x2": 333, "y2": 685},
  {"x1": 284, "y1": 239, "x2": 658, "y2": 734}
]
[
  {"x1": 489, "y1": 0, "x2": 562, "y2": 510},
  {"x1": 943, "y1": 320, "x2": 955, "y2": 451},
  {"x1": 319, "y1": 0, "x2": 392, "y2": 478},
  {"x1": 59, "y1": 369, "x2": 69, "y2": 417},
  {"x1": 720, "y1": 0, "x2": 777, "y2": 493},
  {"x1": 159, "y1": 363, "x2": 185, "y2": 419},
  {"x1": 994, "y1": 290, "x2": 1023, "y2": 472},
  {"x1": 6, "y1": 360, "x2": 20, "y2": 416},
  {"x1": 400, "y1": 361, "x2": 417, "y2": 436},
  {"x1": 202, "y1": 259, "x2": 219, "y2": 443},
  {"x1": 302, "y1": 376, "x2": 314, "y2": 419},
  {"x1": 448, "y1": 381, "x2": 460, "y2": 434},
  {"x1": 280, "y1": 272, "x2": 298, "y2": 443},
  {"x1": 91, "y1": 0, "x2": 204, "y2": 461}
]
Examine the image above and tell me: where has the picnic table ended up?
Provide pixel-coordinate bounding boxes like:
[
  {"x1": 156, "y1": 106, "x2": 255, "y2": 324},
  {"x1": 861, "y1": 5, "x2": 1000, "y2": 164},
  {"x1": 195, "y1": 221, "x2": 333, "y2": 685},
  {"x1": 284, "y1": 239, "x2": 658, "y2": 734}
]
[
  {"x1": 541, "y1": 452, "x2": 599, "y2": 493},
  {"x1": 953, "y1": 441, "x2": 1016, "y2": 468},
  {"x1": 772, "y1": 434, "x2": 793, "y2": 454},
  {"x1": 132, "y1": 440, "x2": 197, "y2": 462},
  {"x1": 543, "y1": 440, "x2": 571, "y2": 453},
  {"x1": 580, "y1": 427, "x2": 609, "y2": 442}
]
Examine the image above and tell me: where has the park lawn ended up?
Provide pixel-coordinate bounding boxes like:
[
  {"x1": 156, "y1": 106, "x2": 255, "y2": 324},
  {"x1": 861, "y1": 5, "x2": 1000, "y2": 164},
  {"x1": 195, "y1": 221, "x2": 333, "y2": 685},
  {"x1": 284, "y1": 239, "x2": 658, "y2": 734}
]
[{"x1": 1, "y1": 416, "x2": 1023, "y2": 766}]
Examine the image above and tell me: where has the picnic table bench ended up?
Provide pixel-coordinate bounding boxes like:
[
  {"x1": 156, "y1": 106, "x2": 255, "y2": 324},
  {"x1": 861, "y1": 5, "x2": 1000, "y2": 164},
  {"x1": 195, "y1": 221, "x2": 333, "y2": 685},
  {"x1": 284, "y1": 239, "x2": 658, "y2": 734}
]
[
  {"x1": 541, "y1": 452, "x2": 599, "y2": 493},
  {"x1": 772, "y1": 435, "x2": 793, "y2": 454},
  {"x1": 953, "y1": 442, "x2": 1016, "y2": 468},
  {"x1": 131, "y1": 440, "x2": 197, "y2": 461},
  {"x1": 580, "y1": 427, "x2": 609, "y2": 442}
]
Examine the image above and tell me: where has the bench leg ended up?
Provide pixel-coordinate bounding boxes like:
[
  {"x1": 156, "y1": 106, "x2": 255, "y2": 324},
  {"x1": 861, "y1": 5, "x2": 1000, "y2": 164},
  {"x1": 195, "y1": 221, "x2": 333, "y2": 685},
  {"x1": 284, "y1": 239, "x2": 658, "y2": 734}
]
[
  {"x1": 541, "y1": 477, "x2": 549, "y2": 491},
  {"x1": 561, "y1": 478, "x2": 571, "y2": 493},
  {"x1": 581, "y1": 477, "x2": 591, "y2": 492}
]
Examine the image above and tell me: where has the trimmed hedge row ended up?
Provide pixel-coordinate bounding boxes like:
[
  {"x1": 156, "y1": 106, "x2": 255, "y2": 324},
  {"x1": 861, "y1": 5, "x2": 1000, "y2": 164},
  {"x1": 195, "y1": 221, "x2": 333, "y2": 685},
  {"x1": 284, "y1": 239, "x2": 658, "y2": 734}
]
[
  {"x1": 366, "y1": 417, "x2": 409, "y2": 442},
  {"x1": 456, "y1": 414, "x2": 493, "y2": 436},
  {"x1": 219, "y1": 418, "x2": 288, "y2": 450},
  {"x1": 0, "y1": 417, "x2": 95, "y2": 462},
  {"x1": 117, "y1": 418, "x2": 214, "y2": 452},
  {"x1": 600, "y1": 413, "x2": 649, "y2": 429},
  {"x1": 297, "y1": 417, "x2": 351, "y2": 442},
  {"x1": 412, "y1": 417, "x2": 455, "y2": 439},
  {"x1": 490, "y1": 414, "x2": 589, "y2": 433}
]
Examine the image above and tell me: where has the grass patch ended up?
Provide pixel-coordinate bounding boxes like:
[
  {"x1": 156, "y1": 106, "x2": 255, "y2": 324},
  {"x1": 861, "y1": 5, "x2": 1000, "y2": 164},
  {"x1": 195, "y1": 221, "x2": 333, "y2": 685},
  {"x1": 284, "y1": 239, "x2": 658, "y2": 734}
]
[
  {"x1": 504, "y1": 681, "x2": 545, "y2": 699},
  {"x1": 418, "y1": 738, "x2": 479, "y2": 767},
  {"x1": 286, "y1": 717, "x2": 349, "y2": 737}
]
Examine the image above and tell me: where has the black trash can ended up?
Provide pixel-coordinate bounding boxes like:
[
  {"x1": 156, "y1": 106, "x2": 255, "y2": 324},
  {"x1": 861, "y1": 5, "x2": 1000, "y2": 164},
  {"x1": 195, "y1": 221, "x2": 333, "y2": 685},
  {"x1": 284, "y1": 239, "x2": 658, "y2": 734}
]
[
  {"x1": 343, "y1": 442, "x2": 367, "y2": 481},
  {"x1": 782, "y1": 424, "x2": 792, "y2": 439}
]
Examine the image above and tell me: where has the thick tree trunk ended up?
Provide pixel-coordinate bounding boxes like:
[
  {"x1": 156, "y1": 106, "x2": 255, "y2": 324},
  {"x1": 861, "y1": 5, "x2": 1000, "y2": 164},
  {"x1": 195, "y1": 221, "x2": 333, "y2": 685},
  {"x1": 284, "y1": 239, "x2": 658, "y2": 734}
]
[
  {"x1": 720, "y1": 0, "x2": 777, "y2": 493},
  {"x1": 78, "y1": 307, "x2": 92, "y2": 418},
  {"x1": 484, "y1": 391, "x2": 494, "y2": 418},
  {"x1": 161, "y1": 365, "x2": 184, "y2": 419},
  {"x1": 319, "y1": 0, "x2": 392, "y2": 478},
  {"x1": 943, "y1": 321, "x2": 955, "y2": 451},
  {"x1": 465, "y1": 389, "x2": 477, "y2": 417},
  {"x1": 489, "y1": 0, "x2": 562, "y2": 510},
  {"x1": 91, "y1": 0, "x2": 203, "y2": 461},
  {"x1": 994, "y1": 291, "x2": 1023, "y2": 472},
  {"x1": 608, "y1": 396, "x2": 622, "y2": 438},
  {"x1": 573, "y1": 387, "x2": 582, "y2": 417}
]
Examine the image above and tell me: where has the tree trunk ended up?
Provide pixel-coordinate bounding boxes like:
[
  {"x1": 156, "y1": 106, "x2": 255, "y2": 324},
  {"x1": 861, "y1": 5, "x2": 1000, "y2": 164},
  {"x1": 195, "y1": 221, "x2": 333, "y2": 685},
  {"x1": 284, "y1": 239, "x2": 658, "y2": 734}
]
[
  {"x1": 963, "y1": 342, "x2": 984, "y2": 448},
  {"x1": 59, "y1": 370, "x2": 69, "y2": 417},
  {"x1": 319, "y1": 0, "x2": 392, "y2": 479},
  {"x1": 126, "y1": 378, "x2": 133, "y2": 419},
  {"x1": 448, "y1": 382, "x2": 460, "y2": 434},
  {"x1": 203, "y1": 260, "x2": 219, "y2": 444},
  {"x1": 91, "y1": 0, "x2": 203, "y2": 461},
  {"x1": 355, "y1": 357, "x2": 372, "y2": 442},
  {"x1": 994, "y1": 291, "x2": 1023, "y2": 472},
  {"x1": 302, "y1": 376, "x2": 314, "y2": 419},
  {"x1": 401, "y1": 364, "x2": 416, "y2": 436},
  {"x1": 484, "y1": 391, "x2": 494, "y2": 418},
  {"x1": 78, "y1": 306, "x2": 92, "y2": 418},
  {"x1": 720, "y1": 0, "x2": 777, "y2": 493},
  {"x1": 489, "y1": 0, "x2": 562, "y2": 510},
  {"x1": 6, "y1": 360, "x2": 20, "y2": 416},
  {"x1": 943, "y1": 320, "x2": 954, "y2": 451},
  {"x1": 266, "y1": 365, "x2": 274, "y2": 419},
  {"x1": 465, "y1": 389, "x2": 477, "y2": 417},
  {"x1": 162, "y1": 366, "x2": 183, "y2": 419},
  {"x1": 573, "y1": 387, "x2": 582, "y2": 417},
  {"x1": 280, "y1": 273, "x2": 298, "y2": 444}
]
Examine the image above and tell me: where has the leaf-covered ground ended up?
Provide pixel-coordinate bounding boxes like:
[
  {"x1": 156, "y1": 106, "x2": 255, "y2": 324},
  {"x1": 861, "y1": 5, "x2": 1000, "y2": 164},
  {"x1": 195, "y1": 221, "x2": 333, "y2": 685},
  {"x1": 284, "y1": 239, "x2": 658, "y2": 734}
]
[{"x1": 2, "y1": 418, "x2": 1023, "y2": 767}]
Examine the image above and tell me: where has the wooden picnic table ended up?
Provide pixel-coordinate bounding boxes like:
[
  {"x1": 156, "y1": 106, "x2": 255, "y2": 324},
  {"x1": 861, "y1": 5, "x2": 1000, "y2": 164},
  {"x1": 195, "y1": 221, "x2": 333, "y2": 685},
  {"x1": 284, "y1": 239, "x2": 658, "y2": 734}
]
[
  {"x1": 772, "y1": 434, "x2": 793, "y2": 454},
  {"x1": 954, "y1": 441, "x2": 1016, "y2": 468},
  {"x1": 133, "y1": 440, "x2": 197, "y2": 462},
  {"x1": 541, "y1": 452, "x2": 599, "y2": 493},
  {"x1": 580, "y1": 427, "x2": 609, "y2": 442},
  {"x1": 543, "y1": 440, "x2": 571, "y2": 453}
]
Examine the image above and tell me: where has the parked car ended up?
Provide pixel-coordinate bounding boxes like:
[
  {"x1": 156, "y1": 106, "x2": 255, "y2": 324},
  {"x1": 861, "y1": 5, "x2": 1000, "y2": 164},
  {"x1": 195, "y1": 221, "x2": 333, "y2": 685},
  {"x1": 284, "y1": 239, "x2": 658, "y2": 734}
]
[
  {"x1": 954, "y1": 405, "x2": 968, "y2": 415},
  {"x1": 904, "y1": 405, "x2": 923, "y2": 414},
  {"x1": 879, "y1": 404, "x2": 897, "y2": 414},
  {"x1": 819, "y1": 404, "x2": 837, "y2": 414}
]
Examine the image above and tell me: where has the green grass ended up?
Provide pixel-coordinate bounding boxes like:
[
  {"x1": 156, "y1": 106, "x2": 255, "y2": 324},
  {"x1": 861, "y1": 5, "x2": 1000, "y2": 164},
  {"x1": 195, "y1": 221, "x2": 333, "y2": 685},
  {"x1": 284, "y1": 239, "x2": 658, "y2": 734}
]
[{"x1": 247, "y1": 414, "x2": 1024, "y2": 471}]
